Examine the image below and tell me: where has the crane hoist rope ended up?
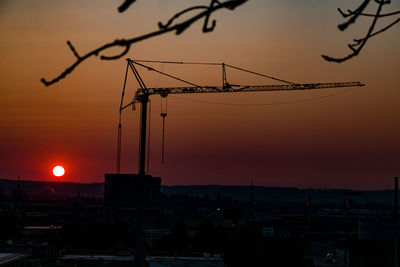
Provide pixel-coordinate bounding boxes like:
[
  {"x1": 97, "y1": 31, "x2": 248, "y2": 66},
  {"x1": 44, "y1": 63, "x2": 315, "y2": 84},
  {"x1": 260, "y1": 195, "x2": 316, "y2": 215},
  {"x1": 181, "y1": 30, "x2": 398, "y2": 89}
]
[
  {"x1": 116, "y1": 62, "x2": 130, "y2": 173},
  {"x1": 116, "y1": 58, "x2": 365, "y2": 175},
  {"x1": 147, "y1": 100, "x2": 151, "y2": 174},
  {"x1": 161, "y1": 97, "x2": 168, "y2": 164}
]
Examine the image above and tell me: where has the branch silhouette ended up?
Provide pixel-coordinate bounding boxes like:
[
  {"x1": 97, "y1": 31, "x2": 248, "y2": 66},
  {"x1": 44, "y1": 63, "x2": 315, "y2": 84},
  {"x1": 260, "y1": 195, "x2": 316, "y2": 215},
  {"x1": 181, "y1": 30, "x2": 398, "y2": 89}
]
[
  {"x1": 118, "y1": 0, "x2": 136, "y2": 13},
  {"x1": 322, "y1": 0, "x2": 400, "y2": 63},
  {"x1": 41, "y1": 0, "x2": 247, "y2": 87},
  {"x1": 41, "y1": 0, "x2": 398, "y2": 83}
]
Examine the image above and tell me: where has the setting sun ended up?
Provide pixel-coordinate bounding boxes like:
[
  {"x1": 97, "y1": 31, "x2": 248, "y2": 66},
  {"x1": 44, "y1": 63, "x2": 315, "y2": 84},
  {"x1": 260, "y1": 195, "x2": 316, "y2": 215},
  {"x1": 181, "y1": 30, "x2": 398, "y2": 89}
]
[{"x1": 52, "y1": 165, "x2": 65, "y2": 177}]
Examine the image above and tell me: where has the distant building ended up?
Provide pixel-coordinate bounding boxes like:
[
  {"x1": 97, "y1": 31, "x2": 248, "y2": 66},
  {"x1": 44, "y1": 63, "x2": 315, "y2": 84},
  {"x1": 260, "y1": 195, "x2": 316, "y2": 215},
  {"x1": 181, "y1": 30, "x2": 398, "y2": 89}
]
[
  {"x1": 145, "y1": 229, "x2": 172, "y2": 247},
  {"x1": 359, "y1": 218, "x2": 397, "y2": 240},
  {"x1": 104, "y1": 174, "x2": 161, "y2": 209},
  {"x1": 262, "y1": 226, "x2": 274, "y2": 237},
  {"x1": 148, "y1": 256, "x2": 225, "y2": 267},
  {"x1": 59, "y1": 250, "x2": 134, "y2": 266},
  {"x1": 0, "y1": 250, "x2": 32, "y2": 266}
]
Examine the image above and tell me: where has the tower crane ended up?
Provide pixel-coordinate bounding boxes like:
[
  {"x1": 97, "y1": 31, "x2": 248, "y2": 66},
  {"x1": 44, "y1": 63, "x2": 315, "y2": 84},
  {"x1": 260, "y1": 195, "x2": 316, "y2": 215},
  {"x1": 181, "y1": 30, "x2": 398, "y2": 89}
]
[
  {"x1": 118, "y1": 58, "x2": 365, "y2": 175},
  {"x1": 116, "y1": 58, "x2": 364, "y2": 267}
]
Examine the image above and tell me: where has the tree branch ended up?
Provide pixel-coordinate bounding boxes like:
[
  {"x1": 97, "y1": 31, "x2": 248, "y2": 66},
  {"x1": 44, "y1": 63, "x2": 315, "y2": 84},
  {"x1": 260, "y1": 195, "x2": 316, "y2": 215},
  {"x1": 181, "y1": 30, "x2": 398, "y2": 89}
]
[
  {"x1": 337, "y1": 0, "x2": 371, "y2": 31},
  {"x1": 355, "y1": 10, "x2": 400, "y2": 17},
  {"x1": 41, "y1": 0, "x2": 248, "y2": 86},
  {"x1": 322, "y1": 0, "x2": 398, "y2": 63},
  {"x1": 158, "y1": 6, "x2": 209, "y2": 30},
  {"x1": 118, "y1": 0, "x2": 136, "y2": 13}
]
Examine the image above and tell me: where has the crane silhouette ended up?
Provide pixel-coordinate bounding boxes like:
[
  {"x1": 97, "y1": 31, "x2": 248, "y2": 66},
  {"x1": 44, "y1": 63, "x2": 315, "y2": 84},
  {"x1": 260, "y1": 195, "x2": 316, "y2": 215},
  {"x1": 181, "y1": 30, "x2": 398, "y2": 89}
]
[
  {"x1": 116, "y1": 58, "x2": 364, "y2": 267},
  {"x1": 117, "y1": 58, "x2": 364, "y2": 175}
]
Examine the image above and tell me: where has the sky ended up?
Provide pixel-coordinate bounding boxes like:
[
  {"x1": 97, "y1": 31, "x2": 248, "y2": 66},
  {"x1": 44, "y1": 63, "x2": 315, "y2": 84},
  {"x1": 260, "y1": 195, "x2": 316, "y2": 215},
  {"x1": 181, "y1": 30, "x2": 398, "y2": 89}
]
[{"x1": 0, "y1": 0, "x2": 399, "y2": 189}]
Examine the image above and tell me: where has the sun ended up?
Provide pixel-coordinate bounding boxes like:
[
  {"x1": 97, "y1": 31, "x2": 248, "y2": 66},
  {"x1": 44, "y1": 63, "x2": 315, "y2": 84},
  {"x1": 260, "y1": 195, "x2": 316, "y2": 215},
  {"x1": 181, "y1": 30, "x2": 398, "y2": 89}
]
[{"x1": 52, "y1": 165, "x2": 65, "y2": 177}]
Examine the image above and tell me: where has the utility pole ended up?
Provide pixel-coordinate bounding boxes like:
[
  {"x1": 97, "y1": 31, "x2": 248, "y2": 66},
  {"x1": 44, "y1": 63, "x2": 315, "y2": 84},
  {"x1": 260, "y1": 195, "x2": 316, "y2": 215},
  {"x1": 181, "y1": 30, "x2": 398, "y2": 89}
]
[
  {"x1": 250, "y1": 181, "x2": 254, "y2": 221},
  {"x1": 17, "y1": 175, "x2": 21, "y2": 204},
  {"x1": 395, "y1": 177, "x2": 398, "y2": 267}
]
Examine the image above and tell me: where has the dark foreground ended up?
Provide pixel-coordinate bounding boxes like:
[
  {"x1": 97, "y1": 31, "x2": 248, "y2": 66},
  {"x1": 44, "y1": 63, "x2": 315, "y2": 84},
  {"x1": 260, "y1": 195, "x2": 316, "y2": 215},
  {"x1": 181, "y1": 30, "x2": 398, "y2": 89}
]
[{"x1": 0, "y1": 179, "x2": 398, "y2": 266}]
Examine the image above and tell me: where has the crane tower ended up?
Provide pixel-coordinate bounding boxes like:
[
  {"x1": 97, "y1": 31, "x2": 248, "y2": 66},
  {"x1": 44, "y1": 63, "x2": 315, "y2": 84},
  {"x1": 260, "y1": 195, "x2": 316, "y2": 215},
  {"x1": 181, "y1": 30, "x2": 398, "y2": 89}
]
[{"x1": 110, "y1": 58, "x2": 365, "y2": 267}]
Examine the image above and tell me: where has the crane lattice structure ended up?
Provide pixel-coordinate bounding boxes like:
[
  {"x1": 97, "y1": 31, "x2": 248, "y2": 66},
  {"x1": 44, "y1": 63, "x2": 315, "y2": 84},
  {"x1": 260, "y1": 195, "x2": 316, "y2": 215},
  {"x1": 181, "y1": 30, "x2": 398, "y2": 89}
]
[
  {"x1": 117, "y1": 58, "x2": 364, "y2": 267},
  {"x1": 118, "y1": 58, "x2": 364, "y2": 175}
]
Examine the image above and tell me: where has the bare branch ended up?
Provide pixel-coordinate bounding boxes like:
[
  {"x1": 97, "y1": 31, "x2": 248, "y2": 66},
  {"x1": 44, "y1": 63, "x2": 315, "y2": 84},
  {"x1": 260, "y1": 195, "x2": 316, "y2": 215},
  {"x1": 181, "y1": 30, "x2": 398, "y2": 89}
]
[
  {"x1": 118, "y1": 0, "x2": 136, "y2": 13},
  {"x1": 358, "y1": 10, "x2": 400, "y2": 17},
  {"x1": 203, "y1": 0, "x2": 220, "y2": 32},
  {"x1": 41, "y1": 0, "x2": 248, "y2": 86},
  {"x1": 322, "y1": 0, "x2": 399, "y2": 63},
  {"x1": 158, "y1": 6, "x2": 209, "y2": 30},
  {"x1": 339, "y1": 7, "x2": 400, "y2": 18},
  {"x1": 100, "y1": 42, "x2": 131, "y2": 60},
  {"x1": 366, "y1": 16, "x2": 400, "y2": 38},
  {"x1": 66, "y1": 41, "x2": 81, "y2": 59},
  {"x1": 337, "y1": 0, "x2": 371, "y2": 31}
]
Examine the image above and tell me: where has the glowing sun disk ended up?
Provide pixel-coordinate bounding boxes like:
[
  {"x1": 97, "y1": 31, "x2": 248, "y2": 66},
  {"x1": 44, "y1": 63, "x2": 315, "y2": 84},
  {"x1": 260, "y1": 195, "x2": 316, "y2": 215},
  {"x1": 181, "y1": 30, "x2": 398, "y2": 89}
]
[{"x1": 52, "y1": 165, "x2": 65, "y2": 177}]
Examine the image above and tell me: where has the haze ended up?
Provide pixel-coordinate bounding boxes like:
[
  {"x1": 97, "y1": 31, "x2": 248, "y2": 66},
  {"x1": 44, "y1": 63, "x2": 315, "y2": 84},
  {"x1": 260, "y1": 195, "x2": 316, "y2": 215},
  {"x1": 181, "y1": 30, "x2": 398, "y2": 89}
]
[{"x1": 0, "y1": 0, "x2": 399, "y2": 189}]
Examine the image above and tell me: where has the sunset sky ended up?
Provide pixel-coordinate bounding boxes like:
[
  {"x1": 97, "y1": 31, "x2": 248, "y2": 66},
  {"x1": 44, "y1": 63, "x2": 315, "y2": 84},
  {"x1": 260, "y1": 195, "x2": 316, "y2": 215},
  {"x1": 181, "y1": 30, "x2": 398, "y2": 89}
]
[{"x1": 1, "y1": 0, "x2": 399, "y2": 189}]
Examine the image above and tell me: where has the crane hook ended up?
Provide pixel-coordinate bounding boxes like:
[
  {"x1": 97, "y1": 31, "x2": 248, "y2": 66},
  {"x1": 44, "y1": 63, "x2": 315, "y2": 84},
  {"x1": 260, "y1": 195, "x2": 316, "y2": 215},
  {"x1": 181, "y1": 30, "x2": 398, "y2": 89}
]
[{"x1": 161, "y1": 96, "x2": 168, "y2": 164}]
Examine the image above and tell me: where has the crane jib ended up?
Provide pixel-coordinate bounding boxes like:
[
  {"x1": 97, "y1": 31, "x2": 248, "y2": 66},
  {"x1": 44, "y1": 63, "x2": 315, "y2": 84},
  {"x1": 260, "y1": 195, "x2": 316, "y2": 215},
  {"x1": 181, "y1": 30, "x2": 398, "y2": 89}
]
[{"x1": 135, "y1": 81, "x2": 365, "y2": 98}]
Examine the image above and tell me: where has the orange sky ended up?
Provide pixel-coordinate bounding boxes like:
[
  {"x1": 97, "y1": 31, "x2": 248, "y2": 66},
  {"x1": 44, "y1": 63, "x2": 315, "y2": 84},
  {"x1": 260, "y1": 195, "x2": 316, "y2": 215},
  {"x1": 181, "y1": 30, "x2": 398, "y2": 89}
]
[{"x1": 0, "y1": 1, "x2": 399, "y2": 189}]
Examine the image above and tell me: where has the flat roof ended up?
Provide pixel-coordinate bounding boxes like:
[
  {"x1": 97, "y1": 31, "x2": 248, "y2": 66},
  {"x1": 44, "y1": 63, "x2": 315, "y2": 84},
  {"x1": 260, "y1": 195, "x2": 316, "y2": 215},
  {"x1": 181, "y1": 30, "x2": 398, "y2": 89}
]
[
  {"x1": 60, "y1": 255, "x2": 134, "y2": 262},
  {"x1": 148, "y1": 256, "x2": 223, "y2": 261},
  {"x1": 0, "y1": 251, "x2": 31, "y2": 265},
  {"x1": 23, "y1": 226, "x2": 62, "y2": 230}
]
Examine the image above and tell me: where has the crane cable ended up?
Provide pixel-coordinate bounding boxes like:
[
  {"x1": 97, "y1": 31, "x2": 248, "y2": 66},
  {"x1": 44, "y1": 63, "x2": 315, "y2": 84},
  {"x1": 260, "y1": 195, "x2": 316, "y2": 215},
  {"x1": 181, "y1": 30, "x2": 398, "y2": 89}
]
[
  {"x1": 117, "y1": 112, "x2": 122, "y2": 173},
  {"x1": 147, "y1": 100, "x2": 151, "y2": 174},
  {"x1": 153, "y1": 63, "x2": 164, "y2": 88},
  {"x1": 117, "y1": 62, "x2": 130, "y2": 173},
  {"x1": 132, "y1": 59, "x2": 221, "y2": 66},
  {"x1": 224, "y1": 64, "x2": 295, "y2": 85},
  {"x1": 131, "y1": 60, "x2": 202, "y2": 88},
  {"x1": 152, "y1": 63, "x2": 167, "y2": 165},
  {"x1": 130, "y1": 59, "x2": 295, "y2": 85}
]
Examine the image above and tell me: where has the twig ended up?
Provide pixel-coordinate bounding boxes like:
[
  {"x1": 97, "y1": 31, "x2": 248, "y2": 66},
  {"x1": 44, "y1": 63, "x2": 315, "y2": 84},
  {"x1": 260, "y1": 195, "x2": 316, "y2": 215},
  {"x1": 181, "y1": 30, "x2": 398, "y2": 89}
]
[
  {"x1": 322, "y1": 0, "x2": 399, "y2": 63},
  {"x1": 350, "y1": 10, "x2": 400, "y2": 17},
  {"x1": 118, "y1": 0, "x2": 136, "y2": 13},
  {"x1": 337, "y1": 0, "x2": 371, "y2": 31}
]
